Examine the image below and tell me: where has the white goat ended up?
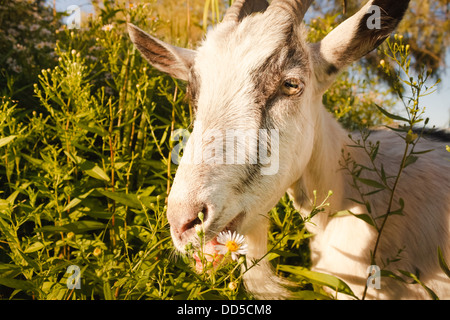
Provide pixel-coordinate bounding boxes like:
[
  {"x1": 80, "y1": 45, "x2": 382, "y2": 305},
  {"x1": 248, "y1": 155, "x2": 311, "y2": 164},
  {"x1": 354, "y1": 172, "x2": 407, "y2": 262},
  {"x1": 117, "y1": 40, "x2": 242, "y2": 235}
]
[{"x1": 129, "y1": 0, "x2": 450, "y2": 299}]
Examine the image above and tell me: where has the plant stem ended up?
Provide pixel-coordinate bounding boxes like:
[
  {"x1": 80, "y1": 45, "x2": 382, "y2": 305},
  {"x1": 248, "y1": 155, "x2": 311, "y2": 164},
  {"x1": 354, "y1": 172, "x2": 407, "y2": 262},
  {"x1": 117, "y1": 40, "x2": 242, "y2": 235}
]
[
  {"x1": 108, "y1": 98, "x2": 116, "y2": 247},
  {"x1": 361, "y1": 78, "x2": 424, "y2": 300}
]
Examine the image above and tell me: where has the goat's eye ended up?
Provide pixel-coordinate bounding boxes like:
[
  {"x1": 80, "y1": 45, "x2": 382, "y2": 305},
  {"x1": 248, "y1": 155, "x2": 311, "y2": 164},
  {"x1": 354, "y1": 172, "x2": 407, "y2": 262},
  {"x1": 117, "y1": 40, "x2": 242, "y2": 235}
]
[{"x1": 281, "y1": 78, "x2": 303, "y2": 96}]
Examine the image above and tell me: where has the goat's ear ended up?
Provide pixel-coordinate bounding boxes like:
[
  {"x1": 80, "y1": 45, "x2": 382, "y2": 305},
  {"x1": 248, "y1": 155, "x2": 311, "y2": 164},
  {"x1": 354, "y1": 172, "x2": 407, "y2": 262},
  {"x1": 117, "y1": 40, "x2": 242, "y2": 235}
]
[
  {"x1": 128, "y1": 23, "x2": 195, "y2": 81},
  {"x1": 311, "y1": 0, "x2": 410, "y2": 91}
]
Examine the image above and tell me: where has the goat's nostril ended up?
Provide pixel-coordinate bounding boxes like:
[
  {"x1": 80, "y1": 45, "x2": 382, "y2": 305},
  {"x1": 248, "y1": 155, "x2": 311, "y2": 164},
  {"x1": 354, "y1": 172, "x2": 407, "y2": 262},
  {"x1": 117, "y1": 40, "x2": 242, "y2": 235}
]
[
  {"x1": 182, "y1": 216, "x2": 201, "y2": 234},
  {"x1": 179, "y1": 204, "x2": 209, "y2": 235}
]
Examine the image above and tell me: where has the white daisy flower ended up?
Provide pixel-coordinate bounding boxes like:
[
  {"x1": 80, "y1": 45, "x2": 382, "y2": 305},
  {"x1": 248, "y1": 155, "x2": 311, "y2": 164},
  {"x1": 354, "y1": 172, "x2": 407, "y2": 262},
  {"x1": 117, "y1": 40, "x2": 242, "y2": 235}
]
[
  {"x1": 30, "y1": 24, "x2": 40, "y2": 32},
  {"x1": 35, "y1": 42, "x2": 45, "y2": 50},
  {"x1": 215, "y1": 230, "x2": 248, "y2": 261},
  {"x1": 101, "y1": 24, "x2": 114, "y2": 31}
]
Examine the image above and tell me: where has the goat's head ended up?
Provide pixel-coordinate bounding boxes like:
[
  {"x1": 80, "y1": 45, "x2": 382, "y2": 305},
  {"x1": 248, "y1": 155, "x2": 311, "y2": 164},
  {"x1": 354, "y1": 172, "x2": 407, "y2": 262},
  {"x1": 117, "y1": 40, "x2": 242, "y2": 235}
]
[{"x1": 129, "y1": 0, "x2": 409, "y2": 254}]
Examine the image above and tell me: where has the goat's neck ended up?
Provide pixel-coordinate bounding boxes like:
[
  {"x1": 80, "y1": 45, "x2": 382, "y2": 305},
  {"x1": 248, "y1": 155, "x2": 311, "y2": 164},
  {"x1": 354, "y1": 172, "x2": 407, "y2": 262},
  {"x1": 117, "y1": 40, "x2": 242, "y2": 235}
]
[
  {"x1": 288, "y1": 106, "x2": 359, "y2": 228},
  {"x1": 244, "y1": 107, "x2": 363, "y2": 297}
]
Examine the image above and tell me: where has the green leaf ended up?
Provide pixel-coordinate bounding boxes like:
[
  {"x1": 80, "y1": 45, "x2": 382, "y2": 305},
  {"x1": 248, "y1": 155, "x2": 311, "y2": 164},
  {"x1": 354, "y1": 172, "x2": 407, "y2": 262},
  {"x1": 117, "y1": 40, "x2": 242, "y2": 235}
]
[
  {"x1": 6, "y1": 189, "x2": 21, "y2": 206},
  {"x1": 381, "y1": 270, "x2": 408, "y2": 283},
  {"x1": 330, "y1": 210, "x2": 352, "y2": 218},
  {"x1": 96, "y1": 189, "x2": 142, "y2": 209},
  {"x1": 380, "y1": 164, "x2": 387, "y2": 185},
  {"x1": 0, "y1": 135, "x2": 17, "y2": 148},
  {"x1": 103, "y1": 282, "x2": 115, "y2": 300},
  {"x1": 397, "y1": 270, "x2": 439, "y2": 300},
  {"x1": 278, "y1": 265, "x2": 357, "y2": 298},
  {"x1": 356, "y1": 177, "x2": 386, "y2": 189},
  {"x1": 76, "y1": 121, "x2": 108, "y2": 137},
  {"x1": 403, "y1": 155, "x2": 418, "y2": 168},
  {"x1": 375, "y1": 104, "x2": 409, "y2": 122},
  {"x1": 63, "y1": 189, "x2": 95, "y2": 212},
  {"x1": 0, "y1": 277, "x2": 36, "y2": 291},
  {"x1": 330, "y1": 210, "x2": 377, "y2": 229},
  {"x1": 438, "y1": 247, "x2": 450, "y2": 279},
  {"x1": 268, "y1": 249, "x2": 299, "y2": 259},
  {"x1": 22, "y1": 154, "x2": 51, "y2": 172},
  {"x1": 0, "y1": 263, "x2": 21, "y2": 272},
  {"x1": 0, "y1": 199, "x2": 9, "y2": 211},
  {"x1": 36, "y1": 220, "x2": 106, "y2": 234},
  {"x1": 64, "y1": 152, "x2": 110, "y2": 181},
  {"x1": 346, "y1": 197, "x2": 365, "y2": 205},
  {"x1": 370, "y1": 142, "x2": 380, "y2": 161},
  {"x1": 0, "y1": 217, "x2": 23, "y2": 262},
  {"x1": 391, "y1": 197, "x2": 405, "y2": 215},
  {"x1": 412, "y1": 148, "x2": 434, "y2": 155},
  {"x1": 79, "y1": 160, "x2": 110, "y2": 182},
  {"x1": 66, "y1": 220, "x2": 106, "y2": 233},
  {"x1": 352, "y1": 213, "x2": 377, "y2": 228},
  {"x1": 24, "y1": 242, "x2": 45, "y2": 253},
  {"x1": 376, "y1": 198, "x2": 405, "y2": 219},
  {"x1": 363, "y1": 188, "x2": 384, "y2": 196},
  {"x1": 386, "y1": 125, "x2": 408, "y2": 133}
]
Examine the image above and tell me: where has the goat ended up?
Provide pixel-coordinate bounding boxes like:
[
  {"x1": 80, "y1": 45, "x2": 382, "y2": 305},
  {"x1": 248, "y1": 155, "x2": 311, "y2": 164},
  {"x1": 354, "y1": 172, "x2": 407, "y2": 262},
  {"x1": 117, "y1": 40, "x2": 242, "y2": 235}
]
[{"x1": 129, "y1": 0, "x2": 450, "y2": 299}]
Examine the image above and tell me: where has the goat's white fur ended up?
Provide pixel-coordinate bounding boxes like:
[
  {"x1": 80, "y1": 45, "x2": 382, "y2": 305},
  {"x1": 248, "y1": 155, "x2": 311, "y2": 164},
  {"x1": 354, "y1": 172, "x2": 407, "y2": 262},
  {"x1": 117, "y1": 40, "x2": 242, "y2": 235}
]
[{"x1": 129, "y1": 0, "x2": 450, "y2": 299}]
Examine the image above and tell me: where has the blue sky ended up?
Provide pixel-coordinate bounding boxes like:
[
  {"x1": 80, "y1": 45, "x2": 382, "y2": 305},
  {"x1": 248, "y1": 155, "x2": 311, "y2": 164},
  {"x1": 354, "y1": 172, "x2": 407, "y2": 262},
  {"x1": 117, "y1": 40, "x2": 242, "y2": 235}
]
[
  {"x1": 389, "y1": 52, "x2": 450, "y2": 129},
  {"x1": 49, "y1": 0, "x2": 450, "y2": 129},
  {"x1": 415, "y1": 64, "x2": 450, "y2": 128},
  {"x1": 48, "y1": 0, "x2": 95, "y2": 13}
]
